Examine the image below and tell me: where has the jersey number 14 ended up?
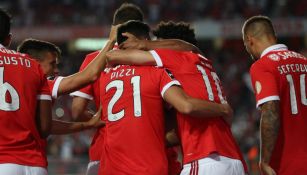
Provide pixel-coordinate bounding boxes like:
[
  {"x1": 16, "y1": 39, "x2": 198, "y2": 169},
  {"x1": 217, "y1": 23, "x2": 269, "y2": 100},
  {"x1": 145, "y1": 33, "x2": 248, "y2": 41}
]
[{"x1": 286, "y1": 74, "x2": 307, "y2": 114}]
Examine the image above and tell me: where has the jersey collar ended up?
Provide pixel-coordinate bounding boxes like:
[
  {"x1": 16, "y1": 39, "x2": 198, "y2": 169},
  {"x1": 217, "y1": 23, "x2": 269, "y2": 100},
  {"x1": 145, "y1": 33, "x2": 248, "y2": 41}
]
[
  {"x1": 260, "y1": 44, "x2": 288, "y2": 58},
  {"x1": 0, "y1": 43, "x2": 4, "y2": 48}
]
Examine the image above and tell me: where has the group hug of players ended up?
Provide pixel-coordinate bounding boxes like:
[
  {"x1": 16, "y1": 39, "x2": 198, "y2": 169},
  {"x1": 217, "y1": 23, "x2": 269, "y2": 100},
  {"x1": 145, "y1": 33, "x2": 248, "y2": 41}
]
[{"x1": 0, "y1": 2, "x2": 306, "y2": 175}]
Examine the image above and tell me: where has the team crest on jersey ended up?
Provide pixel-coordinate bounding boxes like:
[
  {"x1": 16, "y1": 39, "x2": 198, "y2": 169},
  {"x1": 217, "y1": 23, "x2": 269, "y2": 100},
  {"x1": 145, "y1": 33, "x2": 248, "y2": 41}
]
[
  {"x1": 165, "y1": 69, "x2": 175, "y2": 79},
  {"x1": 255, "y1": 81, "x2": 262, "y2": 94},
  {"x1": 268, "y1": 54, "x2": 280, "y2": 61}
]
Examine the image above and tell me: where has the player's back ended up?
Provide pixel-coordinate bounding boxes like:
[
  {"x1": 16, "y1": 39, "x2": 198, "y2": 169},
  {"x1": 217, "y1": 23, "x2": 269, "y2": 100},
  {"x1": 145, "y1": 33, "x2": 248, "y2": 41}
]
[
  {"x1": 150, "y1": 49, "x2": 247, "y2": 170},
  {"x1": 0, "y1": 46, "x2": 49, "y2": 167},
  {"x1": 99, "y1": 65, "x2": 175, "y2": 175},
  {"x1": 251, "y1": 49, "x2": 307, "y2": 174}
]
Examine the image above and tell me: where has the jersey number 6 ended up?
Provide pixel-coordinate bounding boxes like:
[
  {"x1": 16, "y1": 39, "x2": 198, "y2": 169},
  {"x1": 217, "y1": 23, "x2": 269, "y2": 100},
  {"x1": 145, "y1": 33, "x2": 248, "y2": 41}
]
[{"x1": 0, "y1": 67, "x2": 20, "y2": 111}]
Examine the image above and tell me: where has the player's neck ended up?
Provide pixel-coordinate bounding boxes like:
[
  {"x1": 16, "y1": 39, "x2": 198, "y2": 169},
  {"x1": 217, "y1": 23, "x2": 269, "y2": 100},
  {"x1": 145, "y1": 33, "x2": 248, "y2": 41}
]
[{"x1": 257, "y1": 40, "x2": 277, "y2": 59}]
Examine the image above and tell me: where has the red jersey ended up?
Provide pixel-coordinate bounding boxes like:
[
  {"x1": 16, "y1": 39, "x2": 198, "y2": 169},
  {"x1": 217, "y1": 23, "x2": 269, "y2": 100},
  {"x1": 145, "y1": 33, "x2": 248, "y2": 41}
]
[
  {"x1": 150, "y1": 49, "x2": 247, "y2": 169},
  {"x1": 0, "y1": 45, "x2": 51, "y2": 167},
  {"x1": 250, "y1": 44, "x2": 307, "y2": 174},
  {"x1": 47, "y1": 76, "x2": 64, "y2": 100},
  {"x1": 99, "y1": 65, "x2": 180, "y2": 175},
  {"x1": 70, "y1": 51, "x2": 103, "y2": 161}
]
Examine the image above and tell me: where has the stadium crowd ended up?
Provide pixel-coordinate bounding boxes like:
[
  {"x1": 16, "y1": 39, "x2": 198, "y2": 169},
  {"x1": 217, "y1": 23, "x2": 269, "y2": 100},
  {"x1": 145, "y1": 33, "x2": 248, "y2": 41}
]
[{"x1": 0, "y1": 0, "x2": 306, "y2": 26}]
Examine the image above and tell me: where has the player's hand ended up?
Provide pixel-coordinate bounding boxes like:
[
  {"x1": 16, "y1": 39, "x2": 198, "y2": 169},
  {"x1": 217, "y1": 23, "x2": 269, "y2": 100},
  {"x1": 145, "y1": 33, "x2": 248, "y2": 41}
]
[
  {"x1": 166, "y1": 129, "x2": 180, "y2": 147},
  {"x1": 109, "y1": 25, "x2": 119, "y2": 42},
  {"x1": 221, "y1": 103, "x2": 233, "y2": 125},
  {"x1": 86, "y1": 107, "x2": 105, "y2": 128},
  {"x1": 259, "y1": 162, "x2": 276, "y2": 175},
  {"x1": 119, "y1": 32, "x2": 146, "y2": 50}
]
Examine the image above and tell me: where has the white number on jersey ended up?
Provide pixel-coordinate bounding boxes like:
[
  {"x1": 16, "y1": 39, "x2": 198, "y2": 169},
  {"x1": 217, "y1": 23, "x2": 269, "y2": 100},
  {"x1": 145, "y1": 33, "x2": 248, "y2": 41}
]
[
  {"x1": 197, "y1": 65, "x2": 226, "y2": 103},
  {"x1": 286, "y1": 74, "x2": 307, "y2": 115},
  {"x1": 106, "y1": 76, "x2": 142, "y2": 121},
  {"x1": 0, "y1": 67, "x2": 20, "y2": 111}
]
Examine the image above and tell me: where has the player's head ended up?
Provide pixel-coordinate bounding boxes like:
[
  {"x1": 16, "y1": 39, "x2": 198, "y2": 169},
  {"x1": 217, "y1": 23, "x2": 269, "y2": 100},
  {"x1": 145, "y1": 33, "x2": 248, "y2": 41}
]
[
  {"x1": 0, "y1": 8, "x2": 12, "y2": 47},
  {"x1": 153, "y1": 21, "x2": 198, "y2": 46},
  {"x1": 17, "y1": 39, "x2": 61, "y2": 78},
  {"x1": 113, "y1": 3, "x2": 144, "y2": 25},
  {"x1": 242, "y1": 15, "x2": 277, "y2": 60},
  {"x1": 117, "y1": 20, "x2": 150, "y2": 45}
]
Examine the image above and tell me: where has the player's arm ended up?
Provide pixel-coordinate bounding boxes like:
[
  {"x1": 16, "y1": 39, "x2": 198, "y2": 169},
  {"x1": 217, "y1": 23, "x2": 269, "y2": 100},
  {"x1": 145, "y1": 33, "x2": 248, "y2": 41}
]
[
  {"x1": 119, "y1": 32, "x2": 201, "y2": 53},
  {"x1": 71, "y1": 96, "x2": 94, "y2": 122},
  {"x1": 57, "y1": 25, "x2": 118, "y2": 96},
  {"x1": 36, "y1": 100, "x2": 52, "y2": 138},
  {"x1": 51, "y1": 107, "x2": 104, "y2": 135},
  {"x1": 259, "y1": 101, "x2": 280, "y2": 175},
  {"x1": 106, "y1": 49, "x2": 156, "y2": 66},
  {"x1": 163, "y1": 85, "x2": 233, "y2": 122}
]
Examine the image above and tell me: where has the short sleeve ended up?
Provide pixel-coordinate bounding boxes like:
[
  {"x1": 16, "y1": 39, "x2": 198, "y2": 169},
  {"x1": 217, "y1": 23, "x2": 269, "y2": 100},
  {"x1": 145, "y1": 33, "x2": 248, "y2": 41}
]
[
  {"x1": 48, "y1": 76, "x2": 64, "y2": 99},
  {"x1": 250, "y1": 63, "x2": 280, "y2": 108},
  {"x1": 37, "y1": 66, "x2": 52, "y2": 101},
  {"x1": 149, "y1": 49, "x2": 182, "y2": 69},
  {"x1": 159, "y1": 69, "x2": 181, "y2": 98}
]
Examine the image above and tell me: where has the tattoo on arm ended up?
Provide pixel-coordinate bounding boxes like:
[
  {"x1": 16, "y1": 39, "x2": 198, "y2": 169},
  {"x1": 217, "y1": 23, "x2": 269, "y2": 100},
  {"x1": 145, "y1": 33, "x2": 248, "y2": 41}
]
[{"x1": 260, "y1": 100, "x2": 280, "y2": 163}]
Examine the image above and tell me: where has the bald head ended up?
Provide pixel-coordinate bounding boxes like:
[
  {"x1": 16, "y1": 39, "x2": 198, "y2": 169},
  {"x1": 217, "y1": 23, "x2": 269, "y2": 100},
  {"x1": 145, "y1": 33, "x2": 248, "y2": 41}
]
[{"x1": 242, "y1": 16, "x2": 276, "y2": 40}]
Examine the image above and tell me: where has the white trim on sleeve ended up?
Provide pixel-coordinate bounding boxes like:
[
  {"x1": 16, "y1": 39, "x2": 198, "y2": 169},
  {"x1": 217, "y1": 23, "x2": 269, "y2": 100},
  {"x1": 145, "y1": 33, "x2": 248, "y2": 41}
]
[
  {"x1": 70, "y1": 91, "x2": 93, "y2": 100},
  {"x1": 52, "y1": 76, "x2": 64, "y2": 99},
  {"x1": 256, "y1": 95, "x2": 280, "y2": 109},
  {"x1": 37, "y1": 95, "x2": 52, "y2": 101},
  {"x1": 149, "y1": 50, "x2": 163, "y2": 67},
  {"x1": 161, "y1": 80, "x2": 181, "y2": 98}
]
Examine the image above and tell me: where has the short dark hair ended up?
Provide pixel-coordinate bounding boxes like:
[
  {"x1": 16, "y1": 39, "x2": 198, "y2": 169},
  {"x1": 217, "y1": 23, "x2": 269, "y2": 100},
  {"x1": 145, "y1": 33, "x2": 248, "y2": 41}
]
[
  {"x1": 0, "y1": 8, "x2": 11, "y2": 44},
  {"x1": 153, "y1": 21, "x2": 198, "y2": 46},
  {"x1": 17, "y1": 39, "x2": 61, "y2": 61},
  {"x1": 117, "y1": 20, "x2": 150, "y2": 45},
  {"x1": 242, "y1": 15, "x2": 276, "y2": 38},
  {"x1": 113, "y1": 3, "x2": 144, "y2": 25}
]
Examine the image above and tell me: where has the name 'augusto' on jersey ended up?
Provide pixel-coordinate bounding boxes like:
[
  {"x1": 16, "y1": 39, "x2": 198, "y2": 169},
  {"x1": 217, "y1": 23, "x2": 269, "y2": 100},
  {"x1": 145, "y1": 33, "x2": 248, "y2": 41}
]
[{"x1": 0, "y1": 48, "x2": 31, "y2": 67}]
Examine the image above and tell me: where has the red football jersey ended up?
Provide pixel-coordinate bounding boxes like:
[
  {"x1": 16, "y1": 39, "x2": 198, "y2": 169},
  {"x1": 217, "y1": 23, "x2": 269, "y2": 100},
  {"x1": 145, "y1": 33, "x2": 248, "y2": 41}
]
[
  {"x1": 47, "y1": 76, "x2": 64, "y2": 100},
  {"x1": 250, "y1": 44, "x2": 307, "y2": 174},
  {"x1": 0, "y1": 45, "x2": 51, "y2": 167},
  {"x1": 70, "y1": 50, "x2": 103, "y2": 161},
  {"x1": 99, "y1": 65, "x2": 180, "y2": 175},
  {"x1": 150, "y1": 49, "x2": 247, "y2": 170}
]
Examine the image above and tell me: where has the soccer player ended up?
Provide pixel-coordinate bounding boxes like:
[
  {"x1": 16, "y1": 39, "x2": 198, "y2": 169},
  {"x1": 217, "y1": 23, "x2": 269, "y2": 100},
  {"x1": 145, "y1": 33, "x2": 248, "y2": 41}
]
[
  {"x1": 70, "y1": 3, "x2": 145, "y2": 174},
  {"x1": 107, "y1": 21, "x2": 247, "y2": 175},
  {"x1": 242, "y1": 15, "x2": 307, "y2": 175},
  {"x1": 0, "y1": 9, "x2": 52, "y2": 175},
  {"x1": 17, "y1": 38, "x2": 104, "y2": 134},
  {"x1": 99, "y1": 20, "x2": 234, "y2": 175}
]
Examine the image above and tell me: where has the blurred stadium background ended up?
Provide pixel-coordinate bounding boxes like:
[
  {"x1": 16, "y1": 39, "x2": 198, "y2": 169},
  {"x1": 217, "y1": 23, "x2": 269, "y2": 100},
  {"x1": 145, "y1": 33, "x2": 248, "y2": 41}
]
[{"x1": 1, "y1": 0, "x2": 306, "y2": 174}]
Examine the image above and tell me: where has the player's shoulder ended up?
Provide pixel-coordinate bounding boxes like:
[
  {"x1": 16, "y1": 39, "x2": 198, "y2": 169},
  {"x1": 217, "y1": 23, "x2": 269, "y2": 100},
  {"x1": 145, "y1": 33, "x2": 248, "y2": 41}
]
[
  {"x1": 250, "y1": 52, "x2": 278, "y2": 73},
  {"x1": 84, "y1": 50, "x2": 100, "y2": 63}
]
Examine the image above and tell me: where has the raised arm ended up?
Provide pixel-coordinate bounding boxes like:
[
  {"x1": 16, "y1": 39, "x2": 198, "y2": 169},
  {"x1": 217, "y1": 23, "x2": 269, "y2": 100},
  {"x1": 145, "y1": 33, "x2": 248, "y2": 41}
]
[
  {"x1": 106, "y1": 49, "x2": 156, "y2": 66},
  {"x1": 163, "y1": 85, "x2": 233, "y2": 124},
  {"x1": 259, "y1": 101, "x2": 279, "y2": 175},
  {"x1": 57, "y1": 25, "x2": 118, "y2": 96},
  {"x1": 119, "y1": 32, "x2": 201, "y2": 53}
]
